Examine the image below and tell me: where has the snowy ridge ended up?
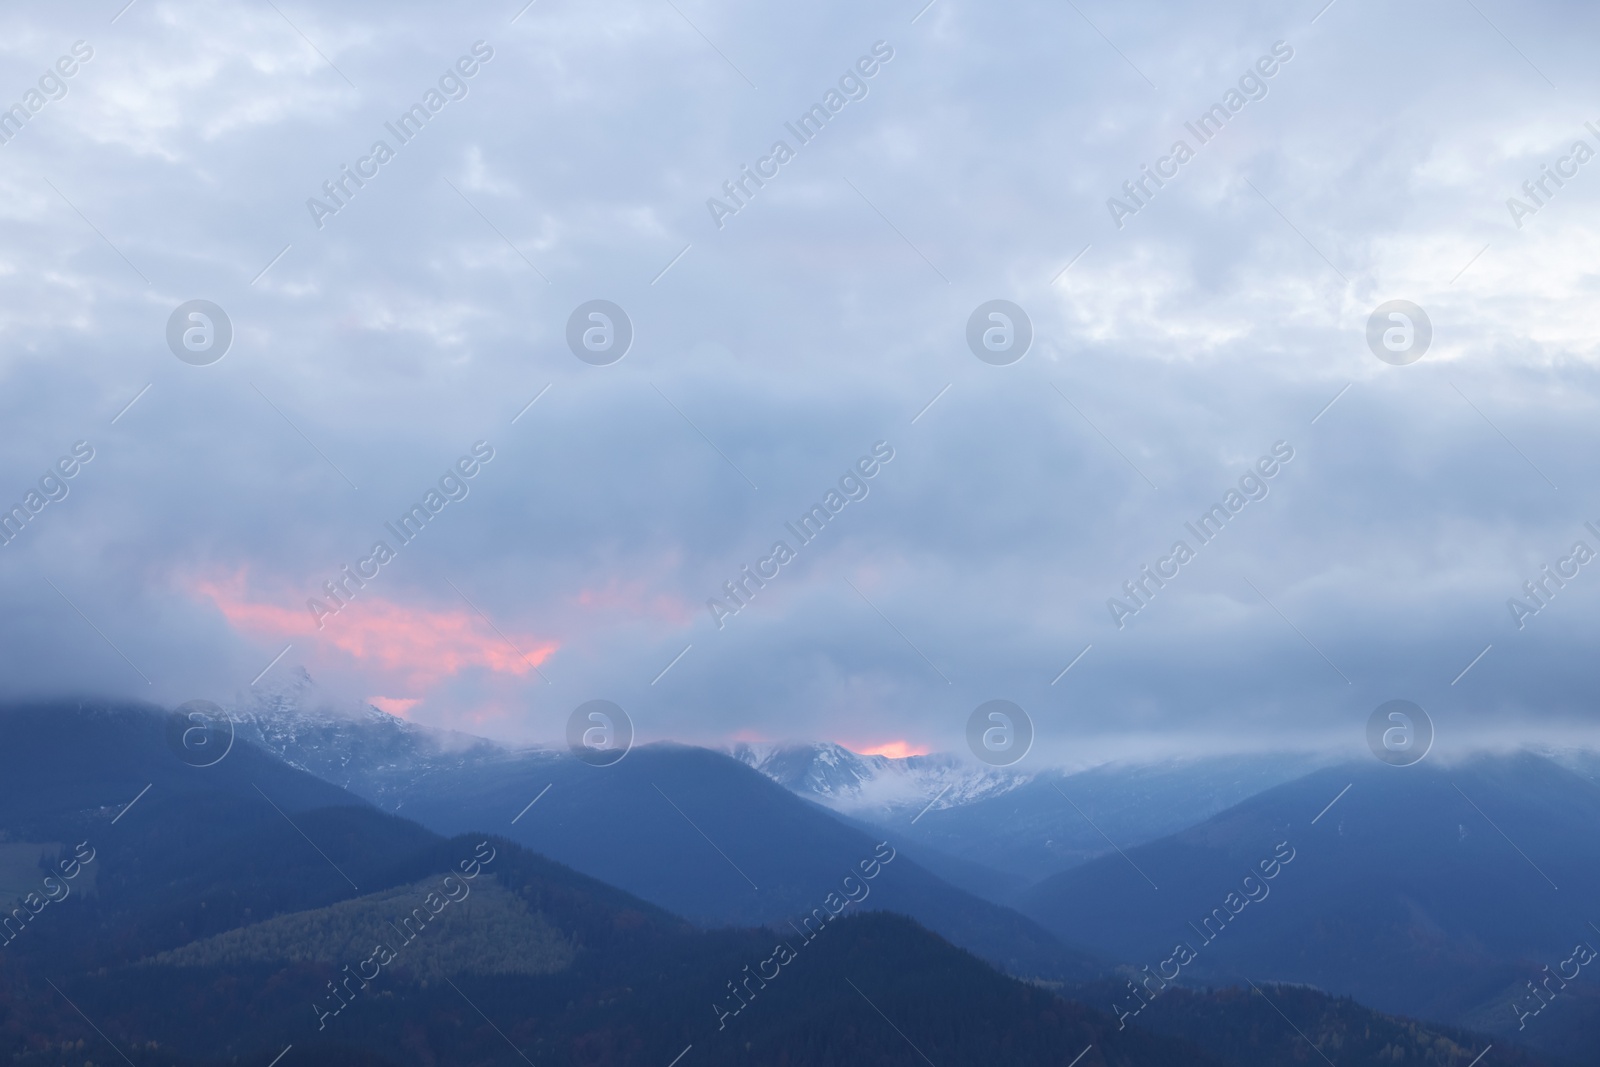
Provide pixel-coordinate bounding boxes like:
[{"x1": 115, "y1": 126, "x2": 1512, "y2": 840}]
[
  {"x1": 224, "y1": 668, "x2": 518, "y2": 809},
  {"x1": 728, "y1": 741, "x2": 1029, "y2": 816}
]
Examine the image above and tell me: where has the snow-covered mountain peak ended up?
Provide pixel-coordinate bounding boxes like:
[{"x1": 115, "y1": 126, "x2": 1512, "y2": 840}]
[
  {"x1": 220, "y1": 669, "x2": 516, "y2": 806},
  {"x1": 728, "y1": 740, "x2": 1030, "y2": 816}
]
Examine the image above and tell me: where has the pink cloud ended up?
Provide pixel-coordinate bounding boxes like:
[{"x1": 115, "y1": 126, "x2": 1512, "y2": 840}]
[
  {"x1": 193, "y1": 571, "x2": 317, "y2": 635},
  {"x1": 190, "y1": 569, "x2": 557, "y2": 692},
  {"x1": 369, "y1": 696, "x2": 420, "y2": 717}
]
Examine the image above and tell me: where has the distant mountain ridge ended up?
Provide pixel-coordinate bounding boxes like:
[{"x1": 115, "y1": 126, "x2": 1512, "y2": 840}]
[
  {"x1": 732, "y1": 740, "x2": 1339, "y2": 888},
  {"x1": 1017, "y1": 754, "x2": 1600, "y2": 1062}
]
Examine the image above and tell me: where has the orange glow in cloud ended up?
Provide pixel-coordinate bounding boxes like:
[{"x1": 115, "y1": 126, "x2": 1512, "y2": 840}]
[
  {"x1": 853, "y1": 740, "x2": 929, "y2": 759},
  {"x1": 191, "y1": 569, "x2": 557, "y2": 691},
  {"x1": 370, "y1": 697, "x2": 420, "y2": 717}
]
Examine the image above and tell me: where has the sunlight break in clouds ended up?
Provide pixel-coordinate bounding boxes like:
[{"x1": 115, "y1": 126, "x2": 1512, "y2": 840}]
[
  {"x1": 368, "y1": 695, "x2": 420, "y2": 717},
  {"x1": 853, "y1": 740, "x2": 931, "y2": 759}
]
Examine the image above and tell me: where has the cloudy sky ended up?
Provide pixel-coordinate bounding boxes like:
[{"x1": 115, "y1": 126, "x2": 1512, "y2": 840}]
[{"x1": 2, "y1": 0, "x2": 1599, "y2": 762}]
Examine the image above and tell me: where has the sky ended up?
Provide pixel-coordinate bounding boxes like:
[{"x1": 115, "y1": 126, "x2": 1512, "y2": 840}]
[{"x1": 2, "y1": 0, "x2": 1600, "y2": 763}]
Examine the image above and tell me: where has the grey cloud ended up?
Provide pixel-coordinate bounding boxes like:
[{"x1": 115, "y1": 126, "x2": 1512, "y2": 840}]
[{"x1": 0, "y1": 0, "x2": 1597, "y2": 762}]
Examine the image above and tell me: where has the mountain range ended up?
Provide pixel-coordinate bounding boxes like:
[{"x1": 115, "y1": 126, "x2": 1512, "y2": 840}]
[
  {"x1": 0, "y1": 697, "x2": 1526, "y2": 1067},
  {"x1": 2, "y1": 683, "x2": 1586, "y2": 1064},
  {"x1": 220, "y1": 675, "x2": 1600, "y2": 1061}
]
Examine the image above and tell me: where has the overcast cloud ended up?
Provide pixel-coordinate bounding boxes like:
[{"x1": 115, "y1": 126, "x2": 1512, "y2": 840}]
[{"x1": 2, "y1": 0, "x2": 1599, "y2": 763}]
